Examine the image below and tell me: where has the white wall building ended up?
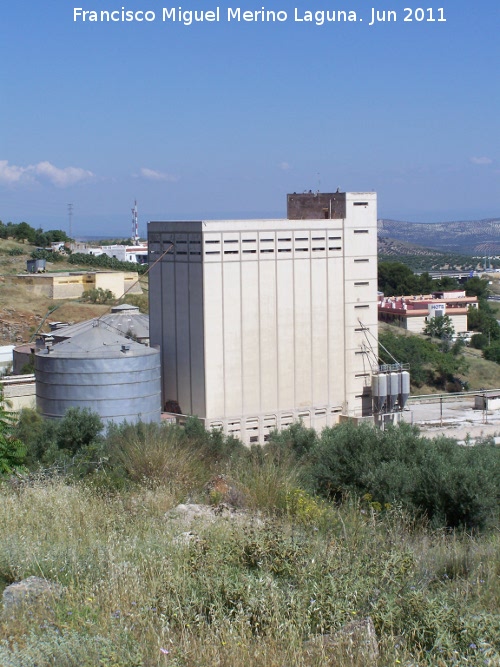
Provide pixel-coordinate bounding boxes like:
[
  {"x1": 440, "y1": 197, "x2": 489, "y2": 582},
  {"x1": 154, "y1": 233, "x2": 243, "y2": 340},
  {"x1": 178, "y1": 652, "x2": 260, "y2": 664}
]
[
  {"x1": 75, "y1": 243, "x2": 148, "y2": 264},
  {"x1": 148, "y1": 192, "x2": 378, "y2": 443}
]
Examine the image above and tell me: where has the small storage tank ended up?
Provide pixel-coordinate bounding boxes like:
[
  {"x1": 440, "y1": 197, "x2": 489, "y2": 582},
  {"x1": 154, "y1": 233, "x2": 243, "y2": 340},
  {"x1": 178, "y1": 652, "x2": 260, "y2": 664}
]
[
  {"x1": 371, "y1": 373, "x2": 387, "y2": 413},
  {"x1": 399, "y1": 371, "x2": 410, "y2": 410},
  {"x1": 35, "y1": 323, "x2": 161, "y2": 424}
]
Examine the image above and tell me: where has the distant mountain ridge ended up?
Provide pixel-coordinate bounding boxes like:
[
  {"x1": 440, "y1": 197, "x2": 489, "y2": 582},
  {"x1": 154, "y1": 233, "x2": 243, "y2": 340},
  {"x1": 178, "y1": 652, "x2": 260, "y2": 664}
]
[{"x1": 378, "y1": 218, "x2": 500, "y2": 254}]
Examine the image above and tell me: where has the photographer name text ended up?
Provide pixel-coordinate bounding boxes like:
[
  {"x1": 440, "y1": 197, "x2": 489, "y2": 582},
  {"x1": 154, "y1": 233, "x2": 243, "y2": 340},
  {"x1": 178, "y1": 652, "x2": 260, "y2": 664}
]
[{"x1": 73, "y1": 6, "x2": 447, "y2": 26}]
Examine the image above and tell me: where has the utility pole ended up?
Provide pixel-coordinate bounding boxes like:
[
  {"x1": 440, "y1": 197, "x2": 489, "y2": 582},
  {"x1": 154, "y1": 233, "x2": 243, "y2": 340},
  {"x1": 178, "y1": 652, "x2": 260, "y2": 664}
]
[
  {"x1": 131, "y1": 200, "x2": 139, "y2": 243},
  {"x1": 67, "y1": 203, "x2": 73, "y2": 239}
]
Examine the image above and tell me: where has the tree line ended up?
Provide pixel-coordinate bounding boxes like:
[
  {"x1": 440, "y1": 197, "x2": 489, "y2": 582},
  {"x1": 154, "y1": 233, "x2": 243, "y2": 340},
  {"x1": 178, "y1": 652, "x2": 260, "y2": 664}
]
[{"x1": 0, "y1": 220, "x2": 70, "y2": 247}]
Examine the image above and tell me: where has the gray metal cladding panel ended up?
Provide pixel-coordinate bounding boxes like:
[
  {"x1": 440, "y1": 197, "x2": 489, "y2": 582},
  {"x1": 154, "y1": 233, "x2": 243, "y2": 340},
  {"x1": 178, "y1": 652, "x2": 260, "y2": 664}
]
[
  {"x1": 35, "y1": 366, "x2": 161, "y2": 386},
  {"x1": 175, "y1": 262, "x2": 192, "y2": 413},
  {"x1": 37, "y1": 394, "x2": 161, "y2": 420},
  {"x1": 35, "y1": 354, "x2": 160, "y2": 375},
  {"x1": 188, "y1": 261, "x2": 205, "y2": 416},
  {"x1": 36, "y1": 380, "x2": 161, "y2": 401},
  {"x1": 160, "y1": 262, "x2": 178, "y2": 407}
]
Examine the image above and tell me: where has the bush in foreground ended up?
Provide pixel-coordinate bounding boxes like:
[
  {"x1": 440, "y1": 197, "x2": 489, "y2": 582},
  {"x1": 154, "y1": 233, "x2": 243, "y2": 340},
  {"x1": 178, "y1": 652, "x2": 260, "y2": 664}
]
[{"x1": 305, "y1": 421, "x2": 499, "y2": 531}]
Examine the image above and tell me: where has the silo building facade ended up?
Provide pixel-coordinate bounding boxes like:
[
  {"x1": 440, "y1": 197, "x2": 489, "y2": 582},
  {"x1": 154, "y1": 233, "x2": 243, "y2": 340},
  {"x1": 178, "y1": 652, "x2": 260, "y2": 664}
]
[{"x1": 148, "y1": 191, "x2": 378, "y2": 443}]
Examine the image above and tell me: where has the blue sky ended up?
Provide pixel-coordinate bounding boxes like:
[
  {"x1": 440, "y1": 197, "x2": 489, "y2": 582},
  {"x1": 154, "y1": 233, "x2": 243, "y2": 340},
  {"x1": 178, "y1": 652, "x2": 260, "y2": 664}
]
[{"x1": 1, "y1": 0, "x2": 498, "y2": 236}]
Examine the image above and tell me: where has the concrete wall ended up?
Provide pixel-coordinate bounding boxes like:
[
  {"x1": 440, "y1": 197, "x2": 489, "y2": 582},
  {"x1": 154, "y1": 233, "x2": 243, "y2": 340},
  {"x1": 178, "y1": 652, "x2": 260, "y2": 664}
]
[
  {"x1": 401, "y1": 313, "x2": 468, "y2": 334},
  {"x1": 52, "y1": 274, "x2": 95, "y2": 299},
  {"x1": 2, "y1": 375, "x2": 36, "y2": 411},
  {"x1": 94, "y1": 272, "x2": 125, "y2": 300},
  {"x1": 0, "y1": 345, "x2": 15, "y2": 375}
]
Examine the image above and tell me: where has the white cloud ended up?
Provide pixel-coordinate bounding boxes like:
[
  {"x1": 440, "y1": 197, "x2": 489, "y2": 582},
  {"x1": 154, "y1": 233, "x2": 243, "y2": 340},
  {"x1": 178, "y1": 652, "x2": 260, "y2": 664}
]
[
  {"x1": 279, "y1": 161, "x2": 291, "y2": 171},
  {"x1": 0, "y1": 159, "x2": 94, "y2": 187},
  {"x1": 470, "y1": 156, "x2": 493, "y2": 165},
  {"x1": 33, "y1": 161, "x2": 94, "y2": 187},
  {"x1": 140, "y1": 167, "x2": 178, "y2": 182},
  {"x1": 0, "y1": 160, "x2": 32, "y2": 185}
]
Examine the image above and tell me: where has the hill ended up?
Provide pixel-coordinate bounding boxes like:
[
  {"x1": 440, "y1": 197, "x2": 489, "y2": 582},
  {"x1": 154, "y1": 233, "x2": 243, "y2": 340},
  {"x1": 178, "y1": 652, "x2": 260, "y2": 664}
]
[
  {"x1": 377, "y1": 237, "x2": 478, "y2": 272},
  {"x1": 0, "y1": 239, "x2": 146, "y2": 344},
  {"x1": 378, "y1": 217, "x2": 500, "y2": 255}
]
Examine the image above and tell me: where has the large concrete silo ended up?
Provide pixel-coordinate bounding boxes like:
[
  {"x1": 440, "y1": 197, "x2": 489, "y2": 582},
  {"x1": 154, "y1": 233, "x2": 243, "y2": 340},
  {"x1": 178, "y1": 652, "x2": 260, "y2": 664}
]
[{"x1": 35, "y1": 322, "x2": 161, "y2": 424}]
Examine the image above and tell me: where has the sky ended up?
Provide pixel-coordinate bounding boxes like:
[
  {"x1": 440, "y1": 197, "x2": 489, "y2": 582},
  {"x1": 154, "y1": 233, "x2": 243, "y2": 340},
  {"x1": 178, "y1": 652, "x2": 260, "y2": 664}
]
[{"x1": 1, "y1": 0, "x2": 499, "y2": 237}]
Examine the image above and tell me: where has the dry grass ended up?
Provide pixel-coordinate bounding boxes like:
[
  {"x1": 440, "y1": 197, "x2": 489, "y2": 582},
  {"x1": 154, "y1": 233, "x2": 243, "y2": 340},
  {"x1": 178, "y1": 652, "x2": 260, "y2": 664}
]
[
  {"x1": 0, "y1": 282, "x2": 52, "y2": 314},
  {"x1": 0, "y1": 478, "x2": 498, "y2": 666},
  {"x1": 462, "y1": 349, "x2": 500, "y2": 389}
]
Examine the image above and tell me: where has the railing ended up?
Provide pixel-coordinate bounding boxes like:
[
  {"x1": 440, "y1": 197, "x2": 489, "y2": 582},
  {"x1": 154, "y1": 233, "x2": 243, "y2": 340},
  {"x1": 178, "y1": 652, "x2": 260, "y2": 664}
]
[{"x1": 407, "y1": 389, "x2": 497, "y2": 404}]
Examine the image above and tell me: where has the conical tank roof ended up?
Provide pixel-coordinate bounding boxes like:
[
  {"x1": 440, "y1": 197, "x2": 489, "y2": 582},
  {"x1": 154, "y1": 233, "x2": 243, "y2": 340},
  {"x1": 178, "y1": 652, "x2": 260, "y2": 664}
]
[
  {"x1": 50, "y1": 304, "x2": 149, "y2": 344},
  {"x1": 37, "y1": 322, "x2": 156, "y2": 360}
]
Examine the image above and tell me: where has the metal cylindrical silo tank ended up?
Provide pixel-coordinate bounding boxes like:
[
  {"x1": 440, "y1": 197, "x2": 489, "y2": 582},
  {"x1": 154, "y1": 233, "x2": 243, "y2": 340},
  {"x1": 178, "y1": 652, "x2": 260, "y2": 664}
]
[
  {"x1": 371, "y1": 373, "x2": 387, "y2": 414},
  {"x1": 387, "y1": 372, "x2": 400, "y2": 412},
  {"x1": 35, "y1": 323, "x2": 161, "y2": 424},
  {"x1": 399, "y1": 370, "x2": 410, "y2": 410}
]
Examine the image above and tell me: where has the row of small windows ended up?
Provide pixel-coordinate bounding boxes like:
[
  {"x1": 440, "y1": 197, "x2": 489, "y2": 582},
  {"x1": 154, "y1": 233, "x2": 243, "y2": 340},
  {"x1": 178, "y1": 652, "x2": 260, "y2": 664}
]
[
  {"x1": 154, "y1": 247, "x2": 372, "y2": 260},
  {"x1": 153, "y1": 248, "x2": 371, "y2": 264},
  {"x1": 153, "y1": 233, "x2": 372, "y2": 259},
  {"x1": 205, "y1": 234, "x2": 342, "y2": 245},
  {"x1": 205, "y1": 246, "x2": 341, "y2": 256}
]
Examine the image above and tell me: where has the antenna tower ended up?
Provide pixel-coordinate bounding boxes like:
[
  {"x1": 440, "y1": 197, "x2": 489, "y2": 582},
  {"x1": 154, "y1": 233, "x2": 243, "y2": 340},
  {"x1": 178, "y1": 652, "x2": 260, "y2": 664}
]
[
  {"x1": 67, "y1": 203, "x2": 73, "y2": 239},
  {"x1": 131, "y1": 200, "x2": 139, "y2": 243}
]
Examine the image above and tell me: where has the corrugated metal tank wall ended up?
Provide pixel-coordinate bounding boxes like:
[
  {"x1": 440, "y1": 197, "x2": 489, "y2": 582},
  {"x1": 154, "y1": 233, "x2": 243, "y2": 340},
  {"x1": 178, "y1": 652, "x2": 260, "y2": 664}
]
[{"x1": 35, "y1": 324, "x2": 161, "y2": 424}]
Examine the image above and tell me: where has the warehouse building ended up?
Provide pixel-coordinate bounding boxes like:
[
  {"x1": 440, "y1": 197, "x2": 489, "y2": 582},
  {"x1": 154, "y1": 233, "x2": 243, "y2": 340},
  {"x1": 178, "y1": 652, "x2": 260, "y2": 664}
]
[
  {"x1": 148, "y1": 191, "x2": 378, "y2": 443},
  {"x1": 13, "y1": 271, "x2": 142, "y2": 300}
]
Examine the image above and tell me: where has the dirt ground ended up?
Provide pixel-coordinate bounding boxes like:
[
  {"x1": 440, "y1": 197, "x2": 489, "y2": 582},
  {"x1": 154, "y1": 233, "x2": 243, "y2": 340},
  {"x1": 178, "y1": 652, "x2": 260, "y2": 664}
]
[{"x1": 0, "y1": 276, "x2": 116, "y2": 345}]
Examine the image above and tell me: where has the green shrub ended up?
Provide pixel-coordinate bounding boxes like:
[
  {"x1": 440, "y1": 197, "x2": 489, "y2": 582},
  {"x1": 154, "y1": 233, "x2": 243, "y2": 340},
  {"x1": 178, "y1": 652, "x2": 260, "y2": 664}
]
[
  {"x1": 379, "y1": 330, "x2": 468, "y2": 390},
  {"x1": 183, "y1": 416, "x2": 246, "y2": 466},
  {"x1": 81, "y1": 287, "x2": 115, "y2": 304},
  {"x1": 470, "y1": 332, "x2": 489, "y2": 349},
  {"x1": 30, "y1": 249, "x2": 64, "y2": 263},
  {"x1": 483, "y1": 341, "x2": 500, "y2": 364},
  {"x1": 7, "y1": 247, "x2": 24, "y2": 256},
  {"x1": 306, "y1": 422, "x2": 499, "y2": 530},
  {"x1": 69, "y1": 252, "x2": 147, "y2": 274},
  {"x1": 265, "y1": 421, "x2": 318, "y2": 463},
  {"x1": 0, "y1": 391, "x2": 26, "y2": 475},
  {"x1": 411, "y1": 439, "x2": 499, "y2": 530},
  {"x1": 13, "y1": 407, "x2": 103, "y2": 471},
  {"x1": 56, "y1": 408, "x2": 103, "y2": 455},
  {"x1": 0, "y1": 629, "x2": 143, "y2": 667}
]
